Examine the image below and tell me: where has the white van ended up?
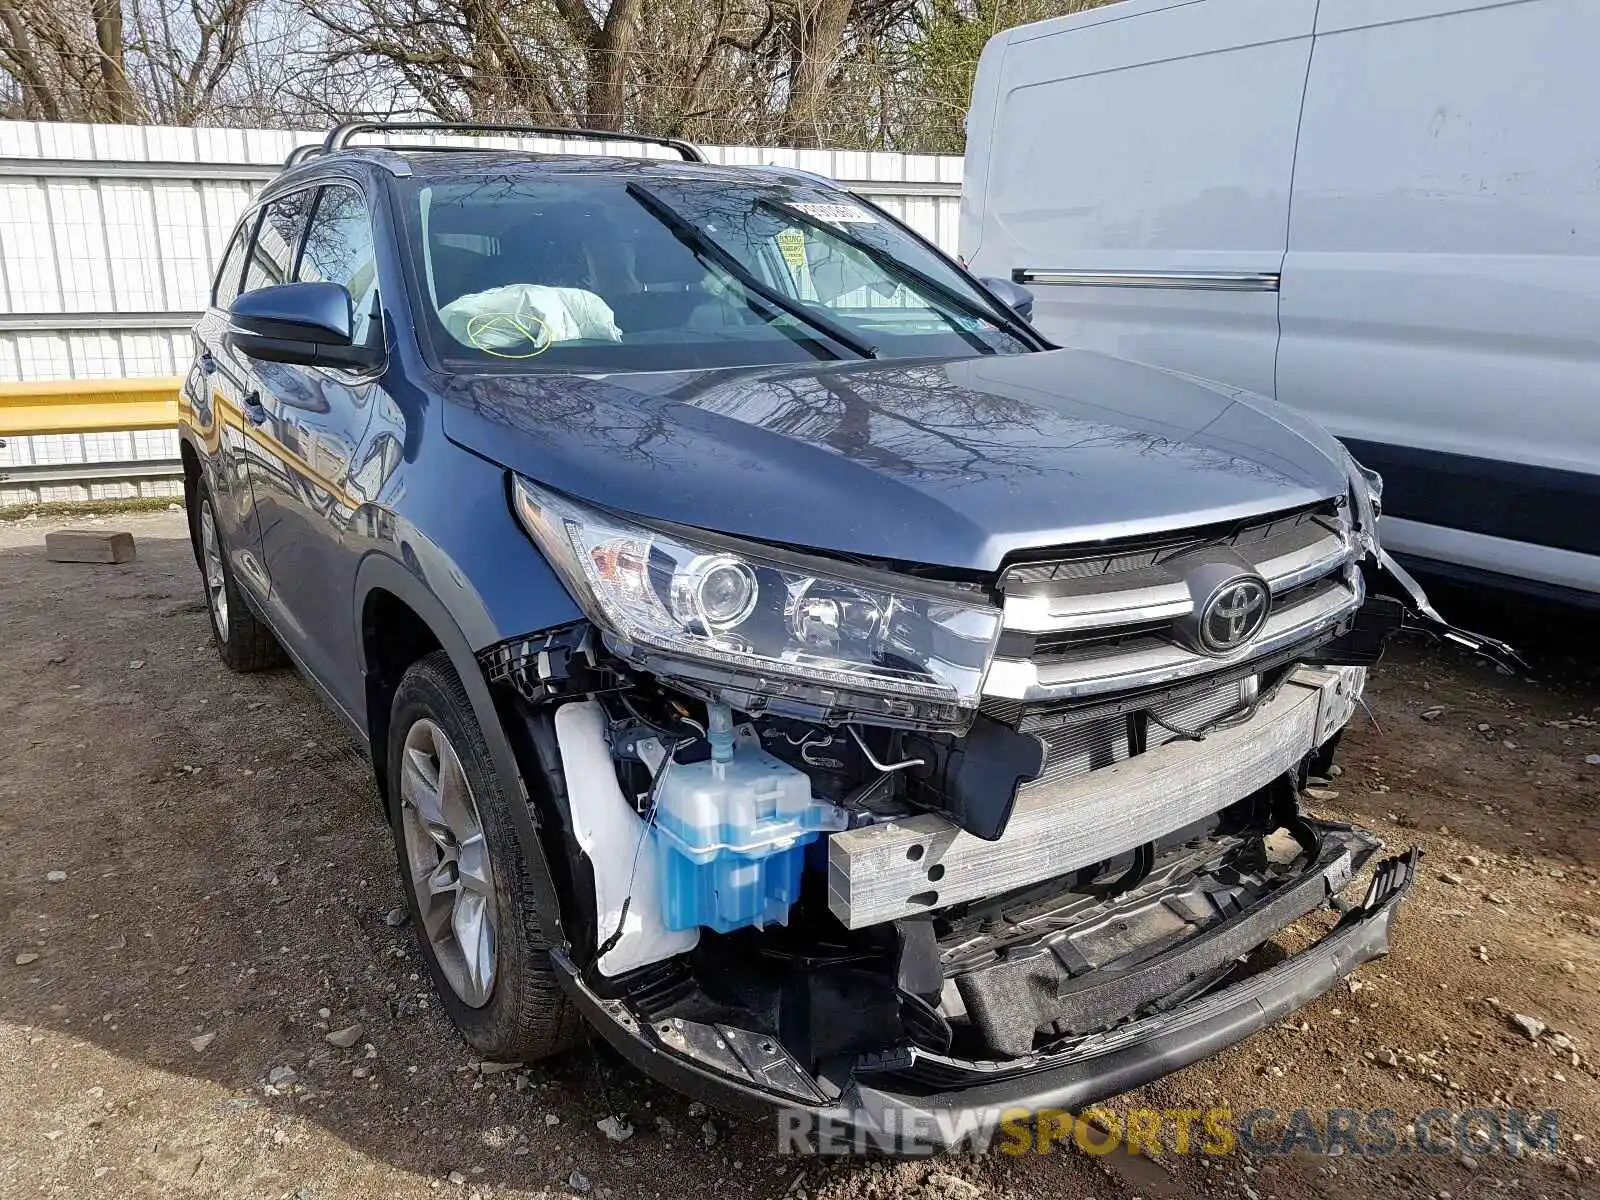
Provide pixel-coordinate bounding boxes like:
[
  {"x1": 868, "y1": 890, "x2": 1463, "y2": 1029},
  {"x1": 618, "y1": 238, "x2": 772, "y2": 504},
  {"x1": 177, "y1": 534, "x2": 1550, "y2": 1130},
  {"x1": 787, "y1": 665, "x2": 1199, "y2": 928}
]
[{"x1": 961, "y1": 0, "x2": 1600, "y2": 605}]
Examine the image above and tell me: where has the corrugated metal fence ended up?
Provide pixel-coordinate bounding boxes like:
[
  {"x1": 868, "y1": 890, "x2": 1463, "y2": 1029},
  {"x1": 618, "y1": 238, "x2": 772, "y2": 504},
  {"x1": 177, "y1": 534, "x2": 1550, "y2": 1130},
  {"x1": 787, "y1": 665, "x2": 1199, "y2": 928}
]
[{"x1": 0, "y1": 121, "x2": 963, "y2": 505}]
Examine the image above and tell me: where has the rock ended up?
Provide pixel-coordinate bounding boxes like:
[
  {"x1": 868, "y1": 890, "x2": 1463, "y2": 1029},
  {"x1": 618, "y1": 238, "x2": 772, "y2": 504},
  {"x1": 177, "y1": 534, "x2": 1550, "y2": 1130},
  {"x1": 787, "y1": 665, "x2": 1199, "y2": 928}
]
[
  {"x1": 1439, "y1": 871, "x2": 1464, "y2": 886},
  {"x1": 596, "y1": 1115, "x2": 633, "y2": 1143},
  {"x1": 1375, "y1": 1048, "x2": 1400, "y2": 1068},
  {"x1": 128, "y1": 660, "x2": 145, "y2": 670},
  {"x1": 1303, "y1": 787, "x2": 1340, "y2": 801},
  {"x1": 1586, "y1": 754, "x2": 1600, "y2": 766},
  {"x1": 45, "y1": 870, "x2": 67, "y2": 883},
  {"x1": 653, "y1": 1116, "x2": 675, "y2": 1137},
  {"x1": 189, "y1": 1033, "x2": 216, "y2": 1053},
  {"x1": 545, "y1": 1113, "x2": 561, "y2": 1126},
  {"x1": 1461, "y1": 855, "x2": 1482, "y2": 867},
  {"x1": 686, "y1": 1101, "x2": 707, "y2": 1119},
  {"x1": 568, "y1": 1169, "x2": 592, "y2": 1193},
  {"x1": 702, "y1": 1119, "x2": 719, "y2": 1146},
  {"x1": 352, "y1": 1066, "x2": 371, "y2": 1079},
  {"x1": 1477, "y1": 723, "x2": 1491, "y2": 732},
  {"x1": 44, "y1": 529, "x2": 136, "y2": 564},
  {"x1": 1550, "y1": 1033, "x2": 1575, "y2": 1051},
  {"x1": 477, "y1": 1060, "x2": 520, "y2": 1075},
  {"x1": 267, "y1": 1066, "x2": 298, "y2": 1087},
  {"x1": 384, "y1": 907, "x2": 408, "y2": 927},
  {"x1": 928, "y1": 1173, "x2": 982, "y2": 1200},
  {"x1": 448, "y1": 1171, "x2": 467, "y2": 1186},
  {"x1": 14, "y1": 951, "x2": 39, "y2": 966},
  {"x1": 1483, "y1": 891, "x2": 1508, "y2": 905},
  {"x1": 325, "y1": 1024, "x2": 364, "y2": 1049},
  {"x1": 1420, "y1": 706, "x2": 1446, "y2": 721},
  {"x1": 1509, "y1": 1013, "x2": 1546, "y2": 1041},
  {"x1": 1473, "y1": 945, "x2": 1490, "y2": 963}
]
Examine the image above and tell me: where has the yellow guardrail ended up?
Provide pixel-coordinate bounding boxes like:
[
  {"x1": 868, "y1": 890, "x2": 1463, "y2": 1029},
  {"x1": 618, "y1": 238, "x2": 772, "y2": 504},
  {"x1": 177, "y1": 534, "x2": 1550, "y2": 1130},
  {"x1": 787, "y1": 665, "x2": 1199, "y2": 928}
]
[{"x1": 0, "y1": 377, "x2": 182, "y2": 438}]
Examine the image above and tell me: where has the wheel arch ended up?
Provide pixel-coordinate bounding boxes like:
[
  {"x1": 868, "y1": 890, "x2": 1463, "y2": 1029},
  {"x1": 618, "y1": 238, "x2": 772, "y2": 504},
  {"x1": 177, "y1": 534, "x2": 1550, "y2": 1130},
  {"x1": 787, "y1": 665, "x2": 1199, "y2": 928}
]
[{"x1": 354, "y1": 551, "x2": 571, "y2": 951}]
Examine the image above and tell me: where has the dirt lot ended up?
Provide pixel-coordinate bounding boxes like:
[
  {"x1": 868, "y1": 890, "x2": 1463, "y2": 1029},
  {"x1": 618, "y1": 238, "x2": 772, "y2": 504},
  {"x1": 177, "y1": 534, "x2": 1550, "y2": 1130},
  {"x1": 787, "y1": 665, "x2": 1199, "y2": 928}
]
[{"x1": 1, "y1": 509, "x2": 1596, "y2": 1200}]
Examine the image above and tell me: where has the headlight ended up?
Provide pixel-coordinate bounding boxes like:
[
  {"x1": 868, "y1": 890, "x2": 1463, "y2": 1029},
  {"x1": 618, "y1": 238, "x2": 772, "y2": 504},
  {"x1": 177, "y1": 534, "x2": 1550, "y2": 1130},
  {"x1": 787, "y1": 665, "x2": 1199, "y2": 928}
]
[{"x1": 512, "y1": 477, "x2": 1003, "y2": 728}]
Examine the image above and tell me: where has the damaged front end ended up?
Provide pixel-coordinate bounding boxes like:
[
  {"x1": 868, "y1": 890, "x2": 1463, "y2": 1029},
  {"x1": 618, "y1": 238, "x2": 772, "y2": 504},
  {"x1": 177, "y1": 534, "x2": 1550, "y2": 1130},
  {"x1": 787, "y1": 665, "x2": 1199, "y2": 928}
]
[{"x1": 477, "y1": 470, "x2": 1503, "y2": 1144}]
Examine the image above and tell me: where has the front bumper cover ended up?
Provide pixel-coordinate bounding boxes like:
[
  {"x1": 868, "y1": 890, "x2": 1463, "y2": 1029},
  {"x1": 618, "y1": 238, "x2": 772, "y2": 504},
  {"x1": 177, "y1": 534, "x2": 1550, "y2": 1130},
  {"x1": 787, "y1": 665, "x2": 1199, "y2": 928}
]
[{"x1": 554, "y1": 845, "x2": 1420, "y2": 1151}]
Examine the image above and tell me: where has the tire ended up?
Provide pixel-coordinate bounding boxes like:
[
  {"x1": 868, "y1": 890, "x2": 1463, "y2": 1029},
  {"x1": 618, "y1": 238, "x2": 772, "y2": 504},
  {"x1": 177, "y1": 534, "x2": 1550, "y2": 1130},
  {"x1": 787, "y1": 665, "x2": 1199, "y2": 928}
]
[
  {"x1": 388, "y1": 650, "x2": 583, "y2": 1061},
  {"x1": 190, "y1": 481, "x2": 283, "y2": 672}
]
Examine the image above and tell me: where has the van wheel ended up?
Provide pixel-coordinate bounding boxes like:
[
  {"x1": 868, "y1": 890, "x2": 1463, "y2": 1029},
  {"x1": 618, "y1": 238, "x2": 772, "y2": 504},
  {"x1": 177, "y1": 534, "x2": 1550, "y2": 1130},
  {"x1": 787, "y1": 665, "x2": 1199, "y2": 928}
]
[
  {"x1": 191, "y1": 483, "x2": 282, "y2": 672},
  {"x1": 388, "y1": 650, "x2": 583, "y2": 1061}
]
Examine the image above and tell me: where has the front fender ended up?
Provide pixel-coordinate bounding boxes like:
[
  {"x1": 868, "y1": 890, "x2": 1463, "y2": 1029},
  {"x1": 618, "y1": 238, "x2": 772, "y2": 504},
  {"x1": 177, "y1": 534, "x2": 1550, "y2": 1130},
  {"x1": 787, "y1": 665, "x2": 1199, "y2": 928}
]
[{"x1": 353, "y1": 548, "x2": 573, "y2": 950}]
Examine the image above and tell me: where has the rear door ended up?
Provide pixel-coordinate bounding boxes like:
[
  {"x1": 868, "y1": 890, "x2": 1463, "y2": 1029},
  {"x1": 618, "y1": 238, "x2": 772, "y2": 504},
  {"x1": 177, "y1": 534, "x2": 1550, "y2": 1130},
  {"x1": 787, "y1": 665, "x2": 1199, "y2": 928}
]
[
  {"x1": 961, "y1": 0, "x2": 1317, "y2": 399},
  {"x1": 244, "y1": 181, "x2": 383, "y2": 719},
  {"x1": 1278, "y1": 0, "x2": 1600, "y2": 596},
  {"x1": 189, "y1": 212, "x2": 271, "y2": 599}
]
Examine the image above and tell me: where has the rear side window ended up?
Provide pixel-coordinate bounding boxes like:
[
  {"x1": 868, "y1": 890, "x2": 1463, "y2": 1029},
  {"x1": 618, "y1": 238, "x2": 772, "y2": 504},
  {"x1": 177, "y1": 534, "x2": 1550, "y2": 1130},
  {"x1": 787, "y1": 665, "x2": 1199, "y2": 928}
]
[
  {"x1": 297, "y1": 185, "x2": 379, "y2": 347},
  {"x1": 242, "y1": 189, "x2": 315, "y2": 293},
  {"x1": 211, "y1": 220, "x2": 252, "y2": 308}
]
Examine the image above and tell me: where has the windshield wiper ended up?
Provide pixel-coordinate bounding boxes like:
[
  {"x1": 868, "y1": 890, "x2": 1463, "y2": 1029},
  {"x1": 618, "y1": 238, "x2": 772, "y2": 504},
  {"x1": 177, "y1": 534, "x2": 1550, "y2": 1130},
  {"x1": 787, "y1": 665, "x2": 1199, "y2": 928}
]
[
  {"x1": 761, "y1": 199, "x2": 1039, "y2": 351},
  {"x1": 627, "y1": 183, "x2": 879, "y2": 360}
]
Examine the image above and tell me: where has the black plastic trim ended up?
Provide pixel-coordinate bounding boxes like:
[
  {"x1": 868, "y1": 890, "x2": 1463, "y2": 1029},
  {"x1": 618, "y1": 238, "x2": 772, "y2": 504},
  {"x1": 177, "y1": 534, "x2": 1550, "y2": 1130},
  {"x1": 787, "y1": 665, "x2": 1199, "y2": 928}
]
[{"x1": 552, "y1": 847, "x2": 1420, "y2": 1149}]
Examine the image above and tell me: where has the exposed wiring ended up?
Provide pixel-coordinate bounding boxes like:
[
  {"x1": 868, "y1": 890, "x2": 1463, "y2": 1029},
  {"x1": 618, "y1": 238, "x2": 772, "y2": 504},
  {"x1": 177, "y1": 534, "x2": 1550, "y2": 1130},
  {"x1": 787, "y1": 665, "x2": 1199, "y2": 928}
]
[
  {"x1": 846, "y1": 724, "x2": 925, "y2": 773},
  {"x1": 615, "y1": 690, "x2": 705, "y2": 741},
  {"x1": 1142, "y1": 678, "x2": 1282, "y2": 743},
  {"x1": 1357, "y1": 694, "x2": 1383, "y2": 735},
  {"x1": 595, "y1": 733, "x2": 689, "y2": 965},
  {"x1": 1145, "y1": 697, "x2": 1260, "y2": 743}
]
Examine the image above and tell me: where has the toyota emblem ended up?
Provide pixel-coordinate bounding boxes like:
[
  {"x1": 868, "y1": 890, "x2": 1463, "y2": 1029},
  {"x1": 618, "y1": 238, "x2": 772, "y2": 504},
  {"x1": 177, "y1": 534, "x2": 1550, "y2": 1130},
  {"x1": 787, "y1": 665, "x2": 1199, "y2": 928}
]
[{"x1": 1197, "y1": 576, "x2": 1270, "y2": 654}]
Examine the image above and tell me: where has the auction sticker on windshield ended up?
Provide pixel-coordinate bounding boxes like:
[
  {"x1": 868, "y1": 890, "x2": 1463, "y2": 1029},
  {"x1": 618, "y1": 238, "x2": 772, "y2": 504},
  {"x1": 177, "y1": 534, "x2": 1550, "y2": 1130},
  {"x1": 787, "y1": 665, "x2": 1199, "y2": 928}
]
[{"x1": 789, "y1": 201, "x2": 878, "y2": 224}]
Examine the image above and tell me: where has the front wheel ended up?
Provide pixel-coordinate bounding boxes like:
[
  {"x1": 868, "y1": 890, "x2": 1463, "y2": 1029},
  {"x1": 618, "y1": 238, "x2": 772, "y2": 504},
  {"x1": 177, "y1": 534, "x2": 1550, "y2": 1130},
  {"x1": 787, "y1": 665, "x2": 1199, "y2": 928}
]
[{"x1": 388, "y1": 651, "x2": 582, "y2": 1060}]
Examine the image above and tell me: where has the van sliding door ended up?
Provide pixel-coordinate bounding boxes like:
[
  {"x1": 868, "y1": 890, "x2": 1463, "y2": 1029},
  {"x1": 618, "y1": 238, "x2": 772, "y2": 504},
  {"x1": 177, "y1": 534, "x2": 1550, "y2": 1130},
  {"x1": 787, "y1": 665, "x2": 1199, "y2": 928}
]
[
  {"x1": 963, "y1": 0, "x2": 1317, "y2": 400},
  {"x1": 1278, "y1": 0, "x2": 1600, "y2": 596}
]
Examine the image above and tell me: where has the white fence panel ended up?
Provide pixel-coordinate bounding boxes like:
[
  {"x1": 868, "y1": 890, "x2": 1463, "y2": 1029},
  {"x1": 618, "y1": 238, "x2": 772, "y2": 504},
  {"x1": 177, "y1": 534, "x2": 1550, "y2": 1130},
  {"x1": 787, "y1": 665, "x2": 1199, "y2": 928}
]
[{"x1": 0, "y1": 120, "x2": 963, "y2": 504}]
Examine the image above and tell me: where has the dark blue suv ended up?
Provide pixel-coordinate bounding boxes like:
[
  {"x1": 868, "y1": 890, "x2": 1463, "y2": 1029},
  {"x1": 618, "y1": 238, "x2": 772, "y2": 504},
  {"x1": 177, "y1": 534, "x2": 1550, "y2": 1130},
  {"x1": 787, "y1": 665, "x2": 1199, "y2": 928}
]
[{"x1": 180, "y1": 121, "x2": 1509, "y2": 1147}]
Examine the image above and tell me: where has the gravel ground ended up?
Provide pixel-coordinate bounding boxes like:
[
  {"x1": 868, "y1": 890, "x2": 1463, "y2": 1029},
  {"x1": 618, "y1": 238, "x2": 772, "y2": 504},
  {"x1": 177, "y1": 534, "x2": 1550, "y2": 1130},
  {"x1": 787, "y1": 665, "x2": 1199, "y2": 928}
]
[{"x1": 1, "y1": 510, "x2": 1596, "y2": 1200}]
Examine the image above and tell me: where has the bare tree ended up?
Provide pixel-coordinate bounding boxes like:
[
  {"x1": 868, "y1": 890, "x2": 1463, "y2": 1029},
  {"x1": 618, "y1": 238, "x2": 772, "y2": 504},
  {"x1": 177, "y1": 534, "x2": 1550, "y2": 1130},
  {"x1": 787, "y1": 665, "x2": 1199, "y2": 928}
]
[{"x1": 0, "y1": 0, "x2": 1105, "y2": 150}]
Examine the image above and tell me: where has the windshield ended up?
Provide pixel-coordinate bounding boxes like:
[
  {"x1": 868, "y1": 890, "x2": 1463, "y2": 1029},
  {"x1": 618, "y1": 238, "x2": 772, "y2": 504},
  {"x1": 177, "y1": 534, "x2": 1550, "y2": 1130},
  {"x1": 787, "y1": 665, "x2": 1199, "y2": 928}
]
[{"x1": 398, "y1": 169, "x2": 1034, "y2": 372}]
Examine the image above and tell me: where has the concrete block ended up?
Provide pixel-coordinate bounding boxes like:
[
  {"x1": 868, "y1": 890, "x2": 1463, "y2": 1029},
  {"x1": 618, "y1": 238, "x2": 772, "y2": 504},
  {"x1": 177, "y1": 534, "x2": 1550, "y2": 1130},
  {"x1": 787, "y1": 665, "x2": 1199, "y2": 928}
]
[{"x1": 44, "y1": 529, "x2": 137, "y2": 564}]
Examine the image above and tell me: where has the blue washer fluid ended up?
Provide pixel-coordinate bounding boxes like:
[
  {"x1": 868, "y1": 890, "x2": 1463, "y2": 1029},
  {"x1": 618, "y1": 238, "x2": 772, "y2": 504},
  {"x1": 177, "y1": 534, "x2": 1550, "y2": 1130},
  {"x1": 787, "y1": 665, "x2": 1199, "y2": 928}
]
[{"x1": 652, "y1": 728, "x2": 847, "y2": 934}]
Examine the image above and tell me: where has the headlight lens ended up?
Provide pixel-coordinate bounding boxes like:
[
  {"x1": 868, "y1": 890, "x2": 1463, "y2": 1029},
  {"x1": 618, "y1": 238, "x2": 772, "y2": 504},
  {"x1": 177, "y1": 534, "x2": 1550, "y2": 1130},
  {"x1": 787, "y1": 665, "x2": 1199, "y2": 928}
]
[{"x1": 512, "y1": 477, "x2": 1003, "y2": 719}]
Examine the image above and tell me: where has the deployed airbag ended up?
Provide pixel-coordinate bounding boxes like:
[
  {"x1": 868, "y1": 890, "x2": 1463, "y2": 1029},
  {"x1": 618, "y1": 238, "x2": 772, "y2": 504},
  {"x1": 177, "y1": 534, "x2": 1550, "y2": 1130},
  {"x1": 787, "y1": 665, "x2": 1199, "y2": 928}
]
[{"x1": 440, "y1": 284, "x2": 623, "y2": 354}]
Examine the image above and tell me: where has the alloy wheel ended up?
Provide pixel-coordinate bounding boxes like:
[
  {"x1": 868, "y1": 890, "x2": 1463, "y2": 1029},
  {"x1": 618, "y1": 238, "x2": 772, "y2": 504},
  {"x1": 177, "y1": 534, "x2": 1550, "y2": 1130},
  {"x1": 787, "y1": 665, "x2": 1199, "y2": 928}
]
[
  {"x1": 399, "y1": 717, "x2": 498, "y2": 1007},
  {"x1": 199, "y1": 499, "x2": 229, "y2": 641}
]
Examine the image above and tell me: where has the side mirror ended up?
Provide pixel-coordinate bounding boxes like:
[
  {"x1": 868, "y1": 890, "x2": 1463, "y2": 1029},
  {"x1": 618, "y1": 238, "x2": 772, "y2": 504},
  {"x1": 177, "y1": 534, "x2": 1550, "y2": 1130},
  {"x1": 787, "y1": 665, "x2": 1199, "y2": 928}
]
[
  {"x1": 978, "y1": 276, "x2": 1035, "y2": 322},
  {"x1": 225, "y1": 282, "x2": 381, "y2": 370}
]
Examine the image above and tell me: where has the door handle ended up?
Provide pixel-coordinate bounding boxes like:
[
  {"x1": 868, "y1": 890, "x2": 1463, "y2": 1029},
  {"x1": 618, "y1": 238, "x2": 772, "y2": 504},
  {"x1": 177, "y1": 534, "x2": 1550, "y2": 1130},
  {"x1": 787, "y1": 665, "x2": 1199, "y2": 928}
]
[
  {"x1": 200, "y1": 350, "x2": 218, "y2": 375},
  {"x1": 242, "y1": 391, "x2": 268, "y2": 425}
]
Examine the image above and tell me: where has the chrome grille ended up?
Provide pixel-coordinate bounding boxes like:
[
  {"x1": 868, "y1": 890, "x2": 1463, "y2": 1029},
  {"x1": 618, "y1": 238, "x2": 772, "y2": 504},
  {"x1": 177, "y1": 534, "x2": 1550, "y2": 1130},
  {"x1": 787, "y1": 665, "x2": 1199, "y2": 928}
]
[{"x1": 985, "y1": 500, "x2": 1362, "y2": 704}]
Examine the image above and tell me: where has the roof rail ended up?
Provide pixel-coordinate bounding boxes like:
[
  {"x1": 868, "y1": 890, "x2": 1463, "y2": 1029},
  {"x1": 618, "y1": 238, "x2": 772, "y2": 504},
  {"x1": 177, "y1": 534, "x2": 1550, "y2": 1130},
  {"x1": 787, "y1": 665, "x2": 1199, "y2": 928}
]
[
  {"x1": 321, "y1": 121, "x2": 706, "y2": 163},
  {"x1": 283, "y1": 144, "x2": 322, "y2": 169}
]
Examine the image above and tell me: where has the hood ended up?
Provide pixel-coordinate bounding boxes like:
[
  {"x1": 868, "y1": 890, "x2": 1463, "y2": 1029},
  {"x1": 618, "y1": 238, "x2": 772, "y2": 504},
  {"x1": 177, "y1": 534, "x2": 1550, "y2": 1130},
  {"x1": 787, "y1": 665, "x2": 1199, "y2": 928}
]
[{"x1": 439, "y1": 349, "x2": 1350, "y2": 572}]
